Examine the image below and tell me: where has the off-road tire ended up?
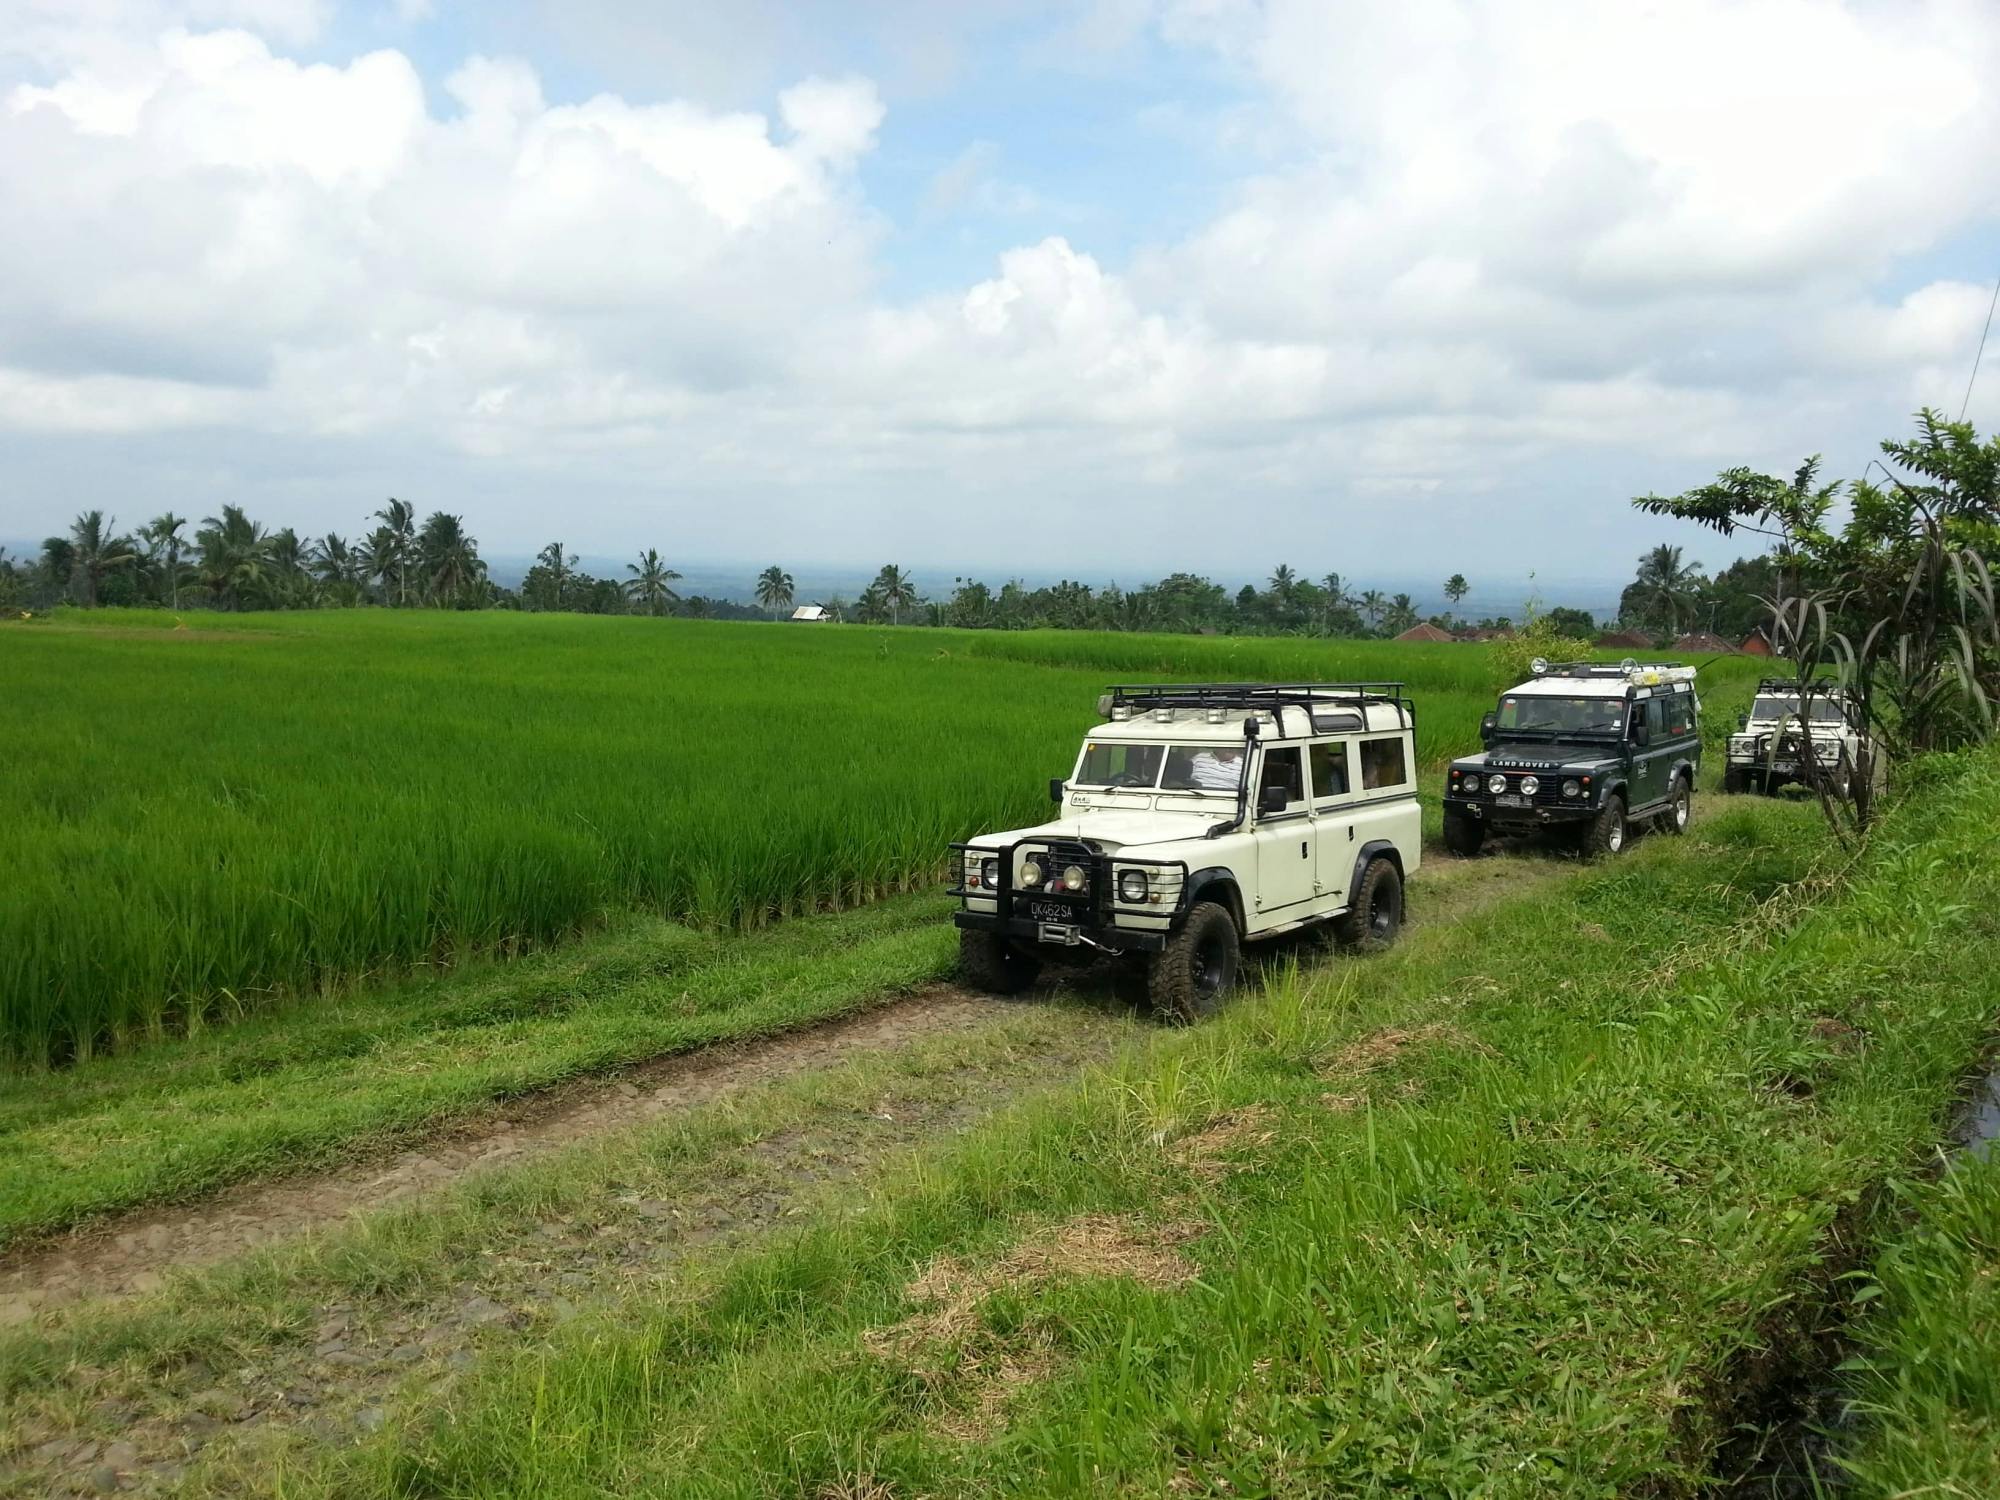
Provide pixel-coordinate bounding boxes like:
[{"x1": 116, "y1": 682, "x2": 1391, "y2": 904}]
[
  {"x1": 1722, "y1": 767, "x2": 1746, "y2": 795},
  {"x1": 1661, "y1": 774, "x2": 1692, "y2": 835},
  {"x1": 958, "y1": 928, "x2": 1041, "y2": 996},
  {"x1": 1148, "y1": 900, "x2": 1240, "y2": 1024},
  {"x1": 1584, "y1": 794, "x2": 1628, "y2": 858},
  {"x1": 1335, "y1": 857, "x2": 1404, "y2": 952},
  {"x1": 1441, "y1": 810, "x2": 1485, "y2": 857},
  {"x1": 1832, "y1": 755, "x2": 1854, "y2": 802}
]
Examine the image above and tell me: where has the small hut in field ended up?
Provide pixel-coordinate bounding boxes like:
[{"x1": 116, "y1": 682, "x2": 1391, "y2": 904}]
[
  {"x1": 1394, "y1": 621, "x2": 1456, "y2": 643},
  {"x1": 1670, "y1": 631, "x2": 1736, "y2": 654},
  {"x1": 1739, "y1": 628, "x2": 1774, "y2": 656},
  {"x1": 790, "y1": 604, "x2": 834, "y2": 622}
]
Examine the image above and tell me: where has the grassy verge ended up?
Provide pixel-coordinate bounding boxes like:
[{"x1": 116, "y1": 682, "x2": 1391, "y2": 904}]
[
  {"x1": 1828, "y1": 1134, "x2": 2000, "y2": 1496},
  {"x1": 233, "y1": 757, "x2": 2000, "y2": 1499},
  {"x1": 0, "y1": 894, "x2": 956, "y2": 1251}
]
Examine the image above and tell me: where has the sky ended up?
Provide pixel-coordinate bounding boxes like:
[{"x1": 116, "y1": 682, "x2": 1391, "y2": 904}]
[{"x1": 2, "y1": 0, "x2": 1999, "y2": 593}]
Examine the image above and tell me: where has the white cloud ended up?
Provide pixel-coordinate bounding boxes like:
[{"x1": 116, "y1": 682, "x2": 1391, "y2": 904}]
[{"x1": 2, "y1": 1, "x2": 1999, "y2": 578}]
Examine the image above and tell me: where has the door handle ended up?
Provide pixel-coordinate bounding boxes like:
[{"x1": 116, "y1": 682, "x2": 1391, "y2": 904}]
[{"x1": 1300, "y1": 841, "x2": 1308, "y2": 859}]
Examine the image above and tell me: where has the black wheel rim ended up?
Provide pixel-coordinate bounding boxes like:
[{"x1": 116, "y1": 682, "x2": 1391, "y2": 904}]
[
  {"x1": 1369, "y1": 881, "x2": 1399, "y2": 939},
  {"x1": 1190, "y1": 932, "x2": 1228, "y2": 998}
]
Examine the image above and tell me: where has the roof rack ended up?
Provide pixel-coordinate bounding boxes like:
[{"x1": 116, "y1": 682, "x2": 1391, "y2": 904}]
[
  {"x1": 1756, "y1": 676, "x2": 1849, "y2": 694},
  {"x1": 1102, "y1": 682, "x2": 1415, "y2": 738},
  {"x1": 1530, "y1": 659, "x2": 1699, "y2": 685}
]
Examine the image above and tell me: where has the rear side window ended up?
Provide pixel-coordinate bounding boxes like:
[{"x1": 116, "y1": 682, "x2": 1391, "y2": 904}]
[
  {"x1": 1359, "y1": 736, "x2": 1410, "y2": 790},
  {"x1": 1310, "y1": 741, "x2": 1351, "y2": 799},
  {"x1": 1662, "y1": 692, "x2": 1695, "y2": 737}
]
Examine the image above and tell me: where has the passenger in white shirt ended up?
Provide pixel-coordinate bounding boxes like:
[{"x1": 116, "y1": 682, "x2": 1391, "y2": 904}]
[{"x1": 1187, "y1": 744, "x2": 1245, "y2": 791}]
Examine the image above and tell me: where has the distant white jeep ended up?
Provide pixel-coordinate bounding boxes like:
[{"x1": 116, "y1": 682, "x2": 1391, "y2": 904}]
[
  {"x1": 1725, "y1": 678, "x2": 1870, "y2": 799},
  {"x1": 951, "y1": 683, "x2": 1423, "y2": 1022}
]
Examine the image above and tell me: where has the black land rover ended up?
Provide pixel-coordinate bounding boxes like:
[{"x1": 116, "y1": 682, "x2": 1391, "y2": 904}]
[{"x1": 1441, "y1": 660, "x2": 1702, "y2": 857}]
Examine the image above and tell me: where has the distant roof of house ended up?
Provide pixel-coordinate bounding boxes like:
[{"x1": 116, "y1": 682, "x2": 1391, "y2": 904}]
[
  {"x1": 1459, "y1": 626, "x2": 1515, "y2": 641},
  {"x1": 1595, "y1": 628, "x2": 1654, "y2": 648},
  {"x1": 790, "y1": 604, "x2": 831, "y2": 620},
  {"x1": 1671, "y1": 631, "x2": 1736, "y2": 652},
  {"x1": 1394, "y1": 621, "x2": 1456, "y2": 642}
]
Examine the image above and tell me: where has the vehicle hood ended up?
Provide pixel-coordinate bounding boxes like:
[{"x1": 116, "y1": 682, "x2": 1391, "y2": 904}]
[
  {"x1": 1450, "y1": 742, "x2": 1622, "y2": 773},
  {"x1": 966, "y1": 810, "x2": 1226, "y2": 856}
]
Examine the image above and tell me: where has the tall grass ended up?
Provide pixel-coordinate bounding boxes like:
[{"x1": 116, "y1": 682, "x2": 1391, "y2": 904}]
[{"x1": 0, "y1": 611, "x2": 1762, "y2": 1063}]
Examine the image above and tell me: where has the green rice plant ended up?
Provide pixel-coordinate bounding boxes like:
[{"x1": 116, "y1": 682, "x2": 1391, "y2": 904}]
[{"x1": 0, "y1": 611, "x2": 1766, "y2": 1064}]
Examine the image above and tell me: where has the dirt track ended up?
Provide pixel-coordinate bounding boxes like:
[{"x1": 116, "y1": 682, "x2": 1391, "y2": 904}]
[
  {"x1": 0, "y1": 839, "x2": 1587, "y2": 1324},
  {"x1": 0, "y1": 987, "x2": 1008, "y2": 1319}
]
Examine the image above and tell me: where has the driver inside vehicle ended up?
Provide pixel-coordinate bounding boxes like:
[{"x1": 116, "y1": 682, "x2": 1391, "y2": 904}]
[{"x1": 1187, "y1": 743, "x2": 1245, "y2": 791}]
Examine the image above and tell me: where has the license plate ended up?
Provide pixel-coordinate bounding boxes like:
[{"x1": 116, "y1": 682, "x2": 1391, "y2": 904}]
[
  {"x1": 1030, "y1": 901, "x2": 1072, "y2": 922},
  {"x1": 1498, "y1": 793, "x2": 1530, "y2": 808}
]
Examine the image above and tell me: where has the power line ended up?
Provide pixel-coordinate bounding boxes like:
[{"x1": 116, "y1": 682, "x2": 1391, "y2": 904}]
[{"x1": 1960, "y1": 267, "x2": 2000, "y2": 422}]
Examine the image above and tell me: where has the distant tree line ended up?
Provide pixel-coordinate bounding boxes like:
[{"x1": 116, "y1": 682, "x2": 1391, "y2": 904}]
[{"x1": 1, "y1": 501, "x2": 1782, "y2": 645}]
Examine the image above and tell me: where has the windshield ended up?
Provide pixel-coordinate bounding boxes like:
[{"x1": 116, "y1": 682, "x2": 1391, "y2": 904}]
[
  {"x1": 1072, "y1": 741, "x2": 1247, "y2": 791},
  {"x1": 1496, "y1": 694, "x2": 1625, "y2": 734},
  {"x1": 1073, "y1": 741, "x2": 1165, "y2": 788},
  {"x1": 1750, "y1": 695, "x2": 1849, "y2": 723}
]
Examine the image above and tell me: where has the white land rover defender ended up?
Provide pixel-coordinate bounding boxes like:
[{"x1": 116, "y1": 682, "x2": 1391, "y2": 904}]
[
  {"x1": 950, "y1": 683, "x2": 1423, "y2": 1022},
  {"x1": 1724, "y1": 678, "x2": 1869, "y2": 798}
]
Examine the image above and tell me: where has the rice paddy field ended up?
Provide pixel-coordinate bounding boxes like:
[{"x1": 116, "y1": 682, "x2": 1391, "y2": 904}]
[{"x1": 0, "y1": 609, "x2": 1764, "y2": 1064}]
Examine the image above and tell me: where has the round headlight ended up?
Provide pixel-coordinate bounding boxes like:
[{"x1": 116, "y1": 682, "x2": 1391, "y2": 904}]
[
  {"x1": 1562, "y1": 778, "x2": 1582, "y2": 798},
  {"x1": 1118, "y1": 869, "x2": 1149, "y2": 903},
  {"x1": 980, "y1": 858, "x2": 999, "y2": 889},
  {"x1": 1062, "y1": 865, "x2": 1086, "y2": 892},
  {"x1": 1487, "y1": 773, "x2": 1507, "y2": 794},
  {"x1": 1020, "y1": 858, "x2": 1043, "y2": 887},
  {"x1": 1519, "y1": 775, "x2": 1540, "y2": 797}
]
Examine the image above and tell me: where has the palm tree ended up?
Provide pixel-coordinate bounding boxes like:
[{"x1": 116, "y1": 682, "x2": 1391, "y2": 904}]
[
  {"x1": 267, "y1": 527, "x2": 310, "y2": 606},
  {"x1": 624, "y1": 549, "x2": 681, "y2": 616},
  {"x1": 195, "y1": 505, "x2": 272, "y2": 610},
  {"x1": 1358, "y1": 589, "x2": 1387, "y2": 630},
  {"x1": 146, "y1": 513, "x2": 189, "y2": 609},
  {"x1": 67, "y1": 511, "x2": 136, "y2": 607},
  {"x1": 1444, "y1": 573, "x2": 1469, "y2": 609},
  {"x1": 418, "y1": 512, "x2": 484, "y2": 605},
  {"x1": 1633, "y1": 544, "x2": 1702, "y2": 635},
  {"x1": 755, "y1": 565, "x2": 795, "y2": 613},
  {"x1": 872, "y1": 564, "x2": 916, "y2": 625},
  {"x1": 372, "y1": 499, "x2": 417, "y2": 606},
  {"x1": 357, "y1": 527, "x2": 401, "y2": 604},
  {"x1": 39, "y1": 536, "x2": 75, "y2": 595},
  {"x1": 536, "y1": 541, "x2": 576, "y2": 609},
  {"x1": 310, "y1": 533, "x2": 365, "y2": 605},
  {"x1": 1268, "y1": 563, "x2": 1297, "y2": 604},
  {"x1": 1385, "y1": 592, "x2": 1419, "y2": 633}
]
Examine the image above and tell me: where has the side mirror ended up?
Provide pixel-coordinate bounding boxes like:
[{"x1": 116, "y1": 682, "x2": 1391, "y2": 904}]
[
  {"x1": 1632, "y1": 720, "x2": 1652, "y2": 747},
  {"x1": 1257, "y1": 785, "x2": 1289, "y2": 816},
  {"x1": 1048, "y1": 778, "x2": 1065, "y2": 804},
  {"x1": 1479, "y1": 712, "x2": 1497, "y2": 741},
  {"x1": 1736, "y1": 712, "x2": 1749, "y2": 731}
]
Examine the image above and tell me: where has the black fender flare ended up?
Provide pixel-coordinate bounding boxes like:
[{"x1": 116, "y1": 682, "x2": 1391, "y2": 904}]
[
  {"x1": 1182, "y1": 868, "x2": 1246, "y2": 931},
  {"x1": 1667, "y1": 757, "x2": 1698, "y2": 790},
  {"x1": 1349, "y1": 840, "x2": 1402, "y2": 899},
  {"x1": 1599, "y1": 778, "x2": 1631, "y2": 808}
]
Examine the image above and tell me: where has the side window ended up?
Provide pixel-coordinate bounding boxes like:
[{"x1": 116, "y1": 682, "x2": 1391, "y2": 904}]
[
  {"x1": 1629, "y1": 701, "x2": 1650, "y2": 740},
  {"x1": 1359, "y1": 736, "x2": 1409, "y2": 791},
  {"x1": 1663, "y1": 692, "x2": 1695, "y2": 737},
  {"x1": 1259, "y1": 747, "x2": 1305, "y2": 809},
  {"x1": 1310, "y1": 740, "x2": 1351, "y2": 802}
]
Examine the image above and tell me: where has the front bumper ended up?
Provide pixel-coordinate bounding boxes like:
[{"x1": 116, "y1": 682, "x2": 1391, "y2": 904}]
[
  {"x1": 952, "y1": 908, "x2": 1169, "y2": 953},
  {"x1": 1445, "y1": 793, "x2": 1595, "y2": 827},
  {"x1": 949, "y1": 838, "x2": 1186, "y2": 955}
]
